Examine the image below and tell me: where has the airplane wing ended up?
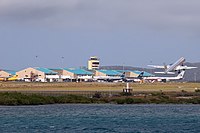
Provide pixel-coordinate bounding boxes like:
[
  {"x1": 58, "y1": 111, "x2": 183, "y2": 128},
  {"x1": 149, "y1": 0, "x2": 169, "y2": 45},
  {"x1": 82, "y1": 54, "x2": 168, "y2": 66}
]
[
  {"x1": 148, "y1": 65, "x2": 165, "y2": 69},
  {"x1": 186, "y1": 67, "x2": 198, "y2": 69},
  {"x1": 155, "y1": 72, "x2": 175, "y2": 74},
  {"x1": 175, "y1": 66, "x2": 197, "y2": 70}
]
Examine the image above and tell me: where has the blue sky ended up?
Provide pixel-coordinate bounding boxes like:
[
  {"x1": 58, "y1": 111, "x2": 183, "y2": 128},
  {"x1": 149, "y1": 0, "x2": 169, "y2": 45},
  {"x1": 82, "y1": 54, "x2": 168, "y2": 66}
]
[{"x1": 0, "y1": 0, "x2": 200, "y2": 70}]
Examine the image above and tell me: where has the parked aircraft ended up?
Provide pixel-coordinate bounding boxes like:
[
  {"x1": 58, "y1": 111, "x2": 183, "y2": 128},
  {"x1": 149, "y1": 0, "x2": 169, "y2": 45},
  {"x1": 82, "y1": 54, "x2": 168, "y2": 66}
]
[
  {"x1": 93, "y1": 76, "x2": 123, "y2": 82},
  {"x1": 148, "y1": 57, "x2": 197, "y2": 74},
  {"x1": 7, "y1": 75, "x2": 18, "y2": 81},
  {"x1": 142, "y1": 70, "x2": 185, "y2": 83},
  {"x1": 0, "y1": 78, "x2": 5, "y2": 81},
  {"x1": 0, "y1": 75, "x2": 18, "y2": 81}
]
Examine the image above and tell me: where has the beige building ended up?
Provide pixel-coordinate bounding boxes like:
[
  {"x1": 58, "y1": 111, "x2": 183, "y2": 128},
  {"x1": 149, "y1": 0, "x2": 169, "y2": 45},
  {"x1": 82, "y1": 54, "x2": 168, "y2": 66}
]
[
  {"x1": 50, "y1": 68, "x2": 72, "y2": 80},
  {"x1": 124, "y1": 71, "x2": 140, "y2": 78},
  {"x1": 95, "y1": 70, "x2": 121, "y2": 77},
  {"x1": 94, "y1": 70, "x2": 122, "y2": 81},
  {"x1": 0, "y1": 70, "x2": 16, "y2": 78},
  {"x1": 124, "y1": 70, "x2": 154, "y2": 78},
  {"x1": 88, "y1": 56, "x2": 100, "y2": 70},
  {"x1": 16, "y1": 67, "x2": 58, "y2": 82},
  {"x1": 95, "y1": 70, "x2": 107, "y2": 77},
  {"x1": 63, "y1": 68, "x2": 93, "y2": 81},
  {"x1": 50, "y1": 68, "x2": 93, "y2": 82},
  {"x1": 0, "y1": 70, "x2": 17, "y2": 81}
]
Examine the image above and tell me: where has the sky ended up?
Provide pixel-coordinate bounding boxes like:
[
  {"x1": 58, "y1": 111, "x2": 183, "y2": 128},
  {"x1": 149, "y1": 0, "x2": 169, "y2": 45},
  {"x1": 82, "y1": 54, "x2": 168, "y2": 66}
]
[{"x1": 0, "y1": 0, "x2": 200, "y2": 70}]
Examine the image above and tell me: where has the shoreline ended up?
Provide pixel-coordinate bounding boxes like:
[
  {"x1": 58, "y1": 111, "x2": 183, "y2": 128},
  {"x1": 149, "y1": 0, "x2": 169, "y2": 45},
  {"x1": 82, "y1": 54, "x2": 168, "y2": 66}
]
[
  {"x1": 1, "y1": 91, "x2": 200, "y2": 105},
  {"x1": 0, "y1": 82, "x2": 200, "y2": 105}
]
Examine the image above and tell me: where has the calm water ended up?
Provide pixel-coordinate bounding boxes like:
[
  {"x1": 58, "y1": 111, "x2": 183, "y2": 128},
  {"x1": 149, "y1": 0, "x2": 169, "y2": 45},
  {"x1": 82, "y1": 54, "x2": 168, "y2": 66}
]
[{"x1": 0, "y1": 104, "x2": 200, "y2": 133}]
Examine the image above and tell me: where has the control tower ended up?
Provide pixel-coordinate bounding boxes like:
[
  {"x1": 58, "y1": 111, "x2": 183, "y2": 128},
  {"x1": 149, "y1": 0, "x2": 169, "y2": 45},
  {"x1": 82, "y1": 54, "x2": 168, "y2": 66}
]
[{"x1": 88, "y1": 56, "x2": 100, "y2": 70}]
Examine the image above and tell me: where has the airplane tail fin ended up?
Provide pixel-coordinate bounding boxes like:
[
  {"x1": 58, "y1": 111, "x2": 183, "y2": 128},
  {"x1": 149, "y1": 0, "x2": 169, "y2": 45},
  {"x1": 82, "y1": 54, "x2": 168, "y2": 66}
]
[
  {"x1": 163, "y1": 63, "x2": 167, "y2": 71},
  {"x1": 138, "y1": 71, "x2": 144, "y2": 78},
  {"x1": 177, "y1": 70, "x2": 185, "y2": 79},
  {"x1": 121, "y1": 72, "x2": 125, "y2": 78}
]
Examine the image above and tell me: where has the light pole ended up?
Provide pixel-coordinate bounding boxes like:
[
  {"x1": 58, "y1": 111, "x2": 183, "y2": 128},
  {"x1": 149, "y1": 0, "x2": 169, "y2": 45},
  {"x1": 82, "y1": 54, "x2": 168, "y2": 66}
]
[
  {"x1": 122, "y1": 62, "x2": 125, "y2": 72},
  {"x1": 61, "y1": 56, "x2": 64, "y2": 68},
  {"x1": 35, "y1": 55, "x2": 38, "y2": 67}
]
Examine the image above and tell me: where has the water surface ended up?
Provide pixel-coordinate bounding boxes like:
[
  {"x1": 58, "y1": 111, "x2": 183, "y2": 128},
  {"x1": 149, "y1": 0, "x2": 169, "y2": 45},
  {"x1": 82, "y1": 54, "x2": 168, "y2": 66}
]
[{"x1": 0, "y1": 104, "x2": 200, "y2": 132}]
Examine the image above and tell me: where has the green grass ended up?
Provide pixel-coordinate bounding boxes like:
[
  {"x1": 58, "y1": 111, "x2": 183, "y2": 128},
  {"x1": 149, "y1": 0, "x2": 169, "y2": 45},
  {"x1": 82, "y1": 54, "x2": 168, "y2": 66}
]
[{"x1": 0, "y1": 82, "x2": 200, "y2": 92}]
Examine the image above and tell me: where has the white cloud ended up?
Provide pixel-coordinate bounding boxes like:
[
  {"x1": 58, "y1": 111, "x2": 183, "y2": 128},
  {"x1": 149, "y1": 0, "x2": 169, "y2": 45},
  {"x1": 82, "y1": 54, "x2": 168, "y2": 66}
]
[{"x1": 0, "y1": 0, "x2": 200, "y2": 32}]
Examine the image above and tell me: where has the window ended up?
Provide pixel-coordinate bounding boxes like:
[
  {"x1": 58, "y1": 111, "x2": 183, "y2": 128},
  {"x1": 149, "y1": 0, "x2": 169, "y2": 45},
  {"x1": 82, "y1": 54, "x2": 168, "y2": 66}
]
[
  {"x1": 92, "y1": 62, "x2": 99, "y2": 65},
  {"x1": 91, "y1": 58, "x2": 98, "y2": 60}
]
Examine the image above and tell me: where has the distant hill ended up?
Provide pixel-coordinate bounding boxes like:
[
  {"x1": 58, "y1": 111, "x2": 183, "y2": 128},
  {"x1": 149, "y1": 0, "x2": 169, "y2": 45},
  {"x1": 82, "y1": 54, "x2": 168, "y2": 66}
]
[{"x1": 100, "y1": 62, "x2": 200, "y2": 82}]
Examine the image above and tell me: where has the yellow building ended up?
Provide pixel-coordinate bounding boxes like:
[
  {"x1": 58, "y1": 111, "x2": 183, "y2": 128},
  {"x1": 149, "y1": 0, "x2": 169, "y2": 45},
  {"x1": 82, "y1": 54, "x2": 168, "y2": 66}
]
[{"x1": 88, "y1": 56, "x2": 100, "y2": 70}]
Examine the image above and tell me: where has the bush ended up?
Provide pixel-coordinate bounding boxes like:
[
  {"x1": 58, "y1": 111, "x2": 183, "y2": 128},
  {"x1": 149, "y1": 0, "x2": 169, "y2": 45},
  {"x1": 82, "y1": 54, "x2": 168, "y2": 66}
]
[
  {"x1": 92, "y1": 92, "x2": 102, "y2": 98},
  {"x1": 181, "y1": 90, "x2": 187, "y2": 93},
  {"x1": 113, "y1": 98, "x2": 149, "y2": 104},
  {"x1": 57, "y1": 95, "x2": 92, "y2": 103},
  {"x1": 195, "y1": 89, "x2": 200, "y2": 93},
  {"x1": 115, "y1": 99, "x2": 125, "y2": 104},
  {"x1": 0, "y1": 93, "x2": 93, "y2": 105},
  {"x1": 120, "y1": 92, "x2": 132, "y2": 96}
]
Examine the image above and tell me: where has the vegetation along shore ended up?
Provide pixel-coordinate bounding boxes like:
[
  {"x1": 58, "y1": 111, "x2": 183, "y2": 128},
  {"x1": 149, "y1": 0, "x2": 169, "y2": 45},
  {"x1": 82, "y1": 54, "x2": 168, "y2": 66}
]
[
  {"x1": 0, "y1": 82, "x2": 200, "y2": 105},
  {"x1": 1, "y1": 90, "x2": 200, "y2": 105}
]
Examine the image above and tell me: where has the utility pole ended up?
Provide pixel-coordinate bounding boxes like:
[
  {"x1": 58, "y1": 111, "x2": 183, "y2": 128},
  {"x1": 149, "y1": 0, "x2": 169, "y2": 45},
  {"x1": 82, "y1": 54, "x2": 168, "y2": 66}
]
[
  {"x1": 122, "y1": 62, "x2": 125, "y2": 72},
  {"x1": 35, "y1": 55, "x2": 38, "y2": 67},
  {"x1": 61, "y1": 56, "x2": 64, "y2": 68}
]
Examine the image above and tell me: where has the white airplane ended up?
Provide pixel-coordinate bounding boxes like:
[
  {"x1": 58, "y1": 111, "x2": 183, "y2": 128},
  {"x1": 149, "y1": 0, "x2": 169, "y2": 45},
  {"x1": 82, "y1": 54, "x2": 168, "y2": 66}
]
[
  {"x1": 93, "y1": 76, "x2": 123, "y2": 82},
  {"x1": 148, "y1": 57, "x2": 197, "y2": 74},
  {"x1": 142, "y1": 70, "x2": 185, "y2": 83}
]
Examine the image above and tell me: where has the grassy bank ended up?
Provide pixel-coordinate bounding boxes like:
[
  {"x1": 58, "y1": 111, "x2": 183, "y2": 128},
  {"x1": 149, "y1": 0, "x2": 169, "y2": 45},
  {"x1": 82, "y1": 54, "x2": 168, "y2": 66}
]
[
  {"x1": 0, "y1": 82, "x2": 200, "y2": 105},
  {"x1": 1, "y1": 92, "x2": 200, "y2": 105},
  {"x1": 0, "y1": 82, "x2": 200, "y2": 92}
]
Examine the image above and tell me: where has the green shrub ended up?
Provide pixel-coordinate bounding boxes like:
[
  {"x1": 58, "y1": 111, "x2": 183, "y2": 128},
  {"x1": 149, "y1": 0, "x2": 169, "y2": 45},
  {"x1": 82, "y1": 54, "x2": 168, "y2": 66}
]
[
  {"x1": 195, "y1": 89, "x2": 200, "y2": 93},
  {"x1": 120, "y1": 92, "x2": 132, "y2": 96},
  {"x1": 57, "y1": 95, "x2": 92, "y2": 103},
  {"x1": 114, "y1": 99, "x2": 125, "y2": 104},
  {"x1": 92, "y1": 92, "x2": 102, "y2": 98}
]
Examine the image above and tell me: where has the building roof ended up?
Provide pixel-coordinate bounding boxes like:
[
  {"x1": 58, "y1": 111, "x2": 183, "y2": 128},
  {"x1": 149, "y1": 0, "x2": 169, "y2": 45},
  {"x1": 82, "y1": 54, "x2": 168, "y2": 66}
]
[
  {"x1": 35, "y1": 67, "x2": 58, "y2": 74},
  {"x1": 131, "y1": 70, "x2": 154, "y2": 77},
  {"x1": 115, "y1": 70, "x2": 154, "y2": 77},
  {"x1": 98, "y1": 70, "x2": 122, "y2": 76},
  {"x1": 64, "y1": 68, "x2": 93, "y2": 75},
  {"x1": 49, "y1": 68, "x2": 63, "y2": 71},
  {"x1": 2, "y1": 70, "x2": 16, "y2": 75},
  {"x1": 116, "y1": 70, "x2": 130, "y2": 73}
]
